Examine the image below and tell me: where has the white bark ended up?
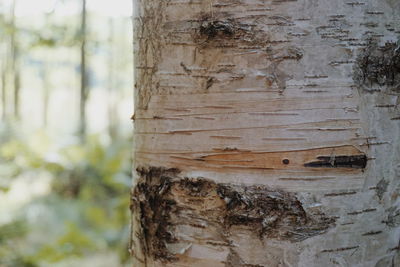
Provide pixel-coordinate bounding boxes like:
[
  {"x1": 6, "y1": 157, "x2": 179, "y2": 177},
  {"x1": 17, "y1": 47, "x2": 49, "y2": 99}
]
[{"x1": 131, "y1": 0, "x2": 400, "y2": 266}]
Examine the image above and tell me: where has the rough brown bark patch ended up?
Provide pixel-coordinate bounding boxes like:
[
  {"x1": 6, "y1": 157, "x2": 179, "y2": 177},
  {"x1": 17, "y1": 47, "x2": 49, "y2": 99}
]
[
  {"x1": 132, "y1": 166, "x2": 336, "y2": 263},
  {"x1": 216, "y1": 183, "x2": 335, "y2": 241},
  {"x1": 194, "y1": 15, "x2": 266, "y2": 48},
  {"x1": 132, "y1": 167, "x2": 181, "y2": 262},
  {"x1": 354, "y1": 39, "x2": 400, "y2": 91}
]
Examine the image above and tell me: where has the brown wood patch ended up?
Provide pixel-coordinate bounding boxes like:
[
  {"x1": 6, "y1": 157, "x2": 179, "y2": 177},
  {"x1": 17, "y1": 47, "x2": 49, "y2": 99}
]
[{"x1": 197, "y1": 145, "x2": 367, "y2": 171}]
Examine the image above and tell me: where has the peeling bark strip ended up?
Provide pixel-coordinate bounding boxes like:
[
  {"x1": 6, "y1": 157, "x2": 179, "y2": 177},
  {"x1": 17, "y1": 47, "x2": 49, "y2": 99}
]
[{"x1": 132, "y1": 166, "x2": 336, "y2": 263}]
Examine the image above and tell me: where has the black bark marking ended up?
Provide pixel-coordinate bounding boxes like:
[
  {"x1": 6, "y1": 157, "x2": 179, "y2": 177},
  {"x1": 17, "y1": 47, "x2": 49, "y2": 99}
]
[
  {"x1": 200, "y1": 20, "x2": 235, "y2": 39},
  {"x1": 320, "y1": 246, "x2": 359, "y2": 253},
  {"x1": 347, "y1": 208, "x2": 377, "y2": 215},
  {"x1": 206, "y1": 77, "x2": 215, "y2": 90},
  {"x1": 362, "y1": 230, "x2": 383, "y2": 236},
  {"x1": 304, "y1": 154, "x2": 367, "y2": 169},
  {"x1": 132, "y1": 166, "x2": 336, "y2": 262},
  {"x1": 180, "y1": 62, "x2": 192, "y2": 74},
  {"x1": 385, "y1": 206, "x2": 400, "y2": 227},
  {"x1": 354, "y1": 39, "x2": 400, "y2": 91},
  {"x1": 194, "y1": 15, "x2": 266, "y2": 48},
  {"x1": 376, "y1": 178, "x2": 389, "y2": 200}
]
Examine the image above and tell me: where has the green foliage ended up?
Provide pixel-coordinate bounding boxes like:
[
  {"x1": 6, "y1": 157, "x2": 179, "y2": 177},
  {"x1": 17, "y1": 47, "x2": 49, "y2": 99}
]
[
  {"x1": 33, "y1": 222, "x2": 96, "y2": 262},
  {"x1": 0, "y1": 220, "x2": 28, "y2": 244},
  {"x1": 0, "y1": 1, "x2": 133, "y2": 265},
  {"x1": 0, "y1": 219, "x2": 38, "y2": 267},
  {"x1": 0, "y1": 129, "x2": 132, "y2": 266}
]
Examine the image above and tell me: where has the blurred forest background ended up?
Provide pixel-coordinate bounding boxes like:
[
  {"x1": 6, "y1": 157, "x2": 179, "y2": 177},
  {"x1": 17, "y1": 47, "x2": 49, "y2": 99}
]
[{"x1": 0, "y1": 0, "x2": 133, "y2": 266}]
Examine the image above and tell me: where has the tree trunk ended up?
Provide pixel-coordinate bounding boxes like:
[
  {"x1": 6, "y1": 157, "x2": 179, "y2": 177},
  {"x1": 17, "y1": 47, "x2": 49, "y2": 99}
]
[
  {"x1": 79, "y1": 0, "x2": 87, "y2": 138},
  {"x1": 107, "y1": 17, "x2": 118, "y2": 139},
  {"x1": 10, "y1": 0, "x2": 19, "y2": 120},
  {"x1": 1, "y1": 0, "x2": 19, "y2": 122},
  {"x1": 131, "y1": 0, "x2": 400, "y2": 266},
  {"x1": 1, "y1": 54, "x2": 7, "y2": 121},
  {"x1": 41, "y1": 64, "x2": 50, "y2": 128}
]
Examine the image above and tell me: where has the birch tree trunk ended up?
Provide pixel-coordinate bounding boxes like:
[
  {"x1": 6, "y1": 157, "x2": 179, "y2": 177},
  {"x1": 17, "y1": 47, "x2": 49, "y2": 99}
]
[
  {"x1": 131, "y1": 0, "x2": 400, "y2": 266},
  {"x1": 79, "y1": 0, "x2": 88, "y2": 138}
]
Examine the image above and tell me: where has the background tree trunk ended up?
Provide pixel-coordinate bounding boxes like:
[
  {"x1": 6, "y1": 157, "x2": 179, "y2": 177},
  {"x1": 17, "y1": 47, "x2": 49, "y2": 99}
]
[
  {"x1": 41, "y1": 64, "x2": 50, "y2": 128},
  {"x1": 107, "y1": 17, "x2": 118, "y2": 139},
  {"x1": 79, "y1": 0, "x2": 87, "y2": 138},
  {"x1": 1, "y1": 0, "x2": 20, "y2": 121},
  {"x1": 1, "y1": 51, "x2": 7, "y2": 121},
  {"x1": 10, "y1": 0, "x2": 20, "y2": 120},
  {"x1": 131, "y1": 0, "x2": 400, "y2": 266}
]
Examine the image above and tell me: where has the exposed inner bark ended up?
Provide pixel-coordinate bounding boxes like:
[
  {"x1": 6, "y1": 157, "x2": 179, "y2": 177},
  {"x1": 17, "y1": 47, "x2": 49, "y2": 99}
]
[{"x1": 132, "y1": 166, "x2": 336, "y2": 263}]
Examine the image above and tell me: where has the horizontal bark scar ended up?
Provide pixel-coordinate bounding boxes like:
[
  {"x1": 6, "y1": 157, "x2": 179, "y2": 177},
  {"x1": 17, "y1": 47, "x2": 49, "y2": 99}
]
[
  {"x1": 196, "y1": 145, "x2": 367, "y2": 170},
  {"x1": 132, "y1": 166, "x2": 336, "y2": 263}
]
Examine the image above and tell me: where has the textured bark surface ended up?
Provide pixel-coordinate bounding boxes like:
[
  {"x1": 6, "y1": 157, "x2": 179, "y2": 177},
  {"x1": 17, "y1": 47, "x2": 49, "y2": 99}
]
[{"x1": 131, "y1": 0, "x2": 400, "y2": 266}]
